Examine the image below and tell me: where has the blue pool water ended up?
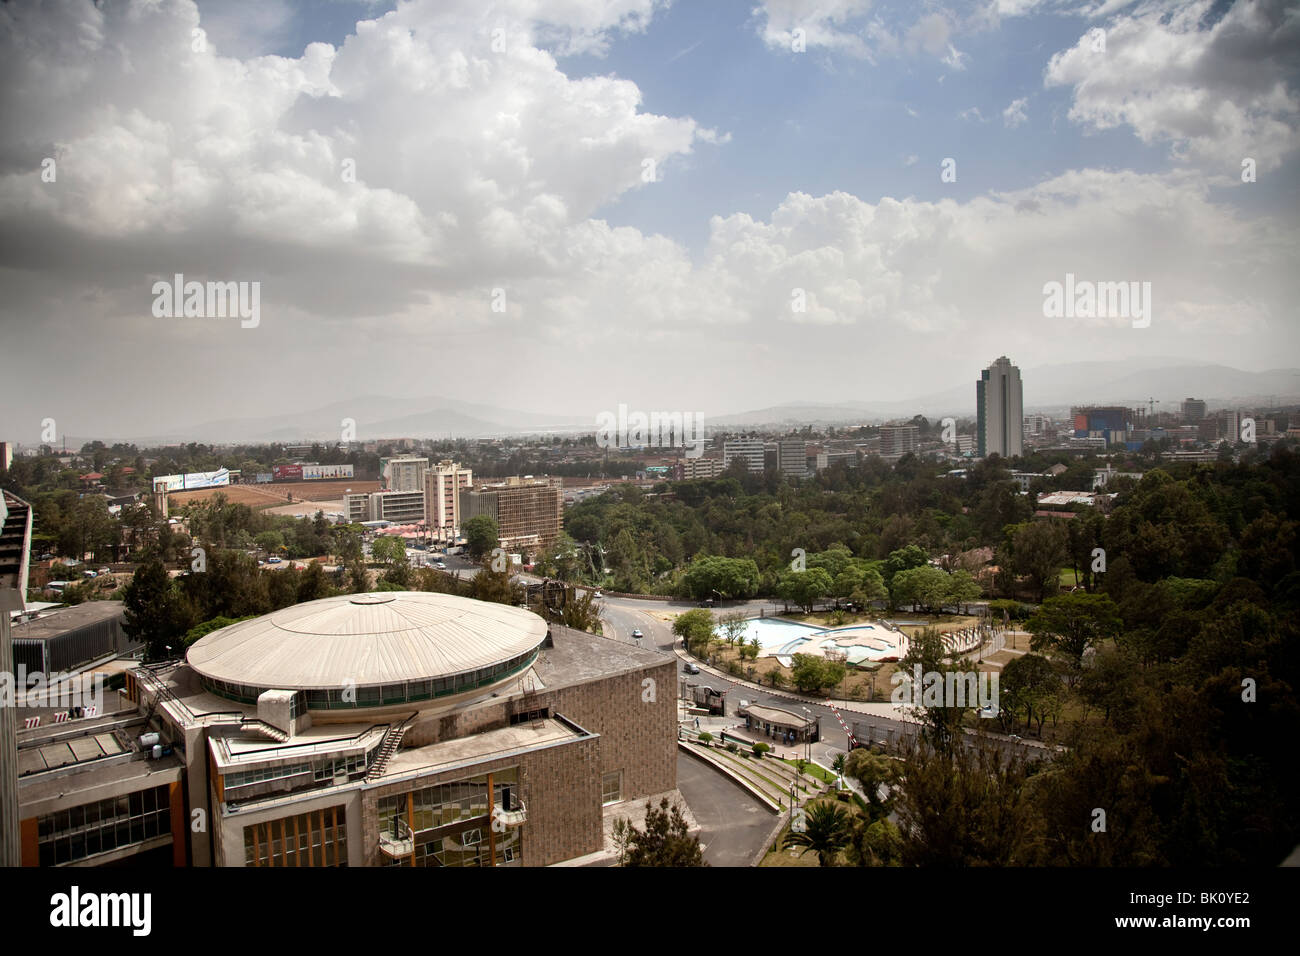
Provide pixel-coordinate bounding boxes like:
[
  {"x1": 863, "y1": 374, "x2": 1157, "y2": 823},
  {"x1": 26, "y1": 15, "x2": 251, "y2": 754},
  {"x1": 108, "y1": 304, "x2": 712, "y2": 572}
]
[{"x1": 715, "y1": 617, "x2": 903, "y2": 665}]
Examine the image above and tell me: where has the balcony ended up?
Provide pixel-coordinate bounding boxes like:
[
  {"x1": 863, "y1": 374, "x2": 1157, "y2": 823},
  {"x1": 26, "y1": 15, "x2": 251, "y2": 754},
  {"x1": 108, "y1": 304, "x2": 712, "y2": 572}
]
[
  {"x1": 377, "y1": 816, "x2": 414, "y2": 859},
  {"x1": 491, "y1": 798, "x2": 527, "y2": 830}
]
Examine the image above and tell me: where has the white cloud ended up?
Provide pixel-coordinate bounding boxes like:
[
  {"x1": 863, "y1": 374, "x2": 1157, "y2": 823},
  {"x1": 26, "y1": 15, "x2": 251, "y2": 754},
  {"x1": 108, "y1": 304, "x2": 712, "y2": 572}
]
[
  {"x1": 1045, "y1": 0, "x2": 1300, "y2": 172},
  {"x1": 1003, "y1": 96, "x2": 1028, "y2": 127}
]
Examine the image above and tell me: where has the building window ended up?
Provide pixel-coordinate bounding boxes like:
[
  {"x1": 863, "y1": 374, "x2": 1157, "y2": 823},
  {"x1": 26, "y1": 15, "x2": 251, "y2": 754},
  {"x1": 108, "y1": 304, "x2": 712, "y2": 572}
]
[
  {"x1": 601, "y1": 770, "x2": 622, "y2": 806},
  {"x1": 243, "y1": 806, "x2": 347, "y2": 867},
  {"x1": 37, "y1": 784, "x2": 173, "y2": 866}
]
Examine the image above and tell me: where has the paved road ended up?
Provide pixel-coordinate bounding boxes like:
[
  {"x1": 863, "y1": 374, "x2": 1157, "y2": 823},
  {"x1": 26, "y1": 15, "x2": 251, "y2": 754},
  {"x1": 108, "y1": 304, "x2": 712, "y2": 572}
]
[{"x1": 676, "y1": 752, "x2": 778, "y2": 867}]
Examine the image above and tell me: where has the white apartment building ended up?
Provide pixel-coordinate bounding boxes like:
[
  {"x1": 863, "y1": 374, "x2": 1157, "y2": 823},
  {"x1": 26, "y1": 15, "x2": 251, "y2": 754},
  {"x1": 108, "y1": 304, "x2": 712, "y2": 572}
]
[
  {"x1": 723, "y1": 439, "x2": 765, "y2": 474},
  {"x1": 424, "y1": 460, "x2": 473, "y2": 541}
]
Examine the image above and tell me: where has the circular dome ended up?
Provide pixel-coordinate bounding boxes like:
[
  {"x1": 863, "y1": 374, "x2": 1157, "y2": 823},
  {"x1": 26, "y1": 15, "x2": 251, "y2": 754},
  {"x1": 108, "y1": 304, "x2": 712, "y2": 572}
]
[{"x1": 187, "y1": 591, "x2": 548, "y2": 707}]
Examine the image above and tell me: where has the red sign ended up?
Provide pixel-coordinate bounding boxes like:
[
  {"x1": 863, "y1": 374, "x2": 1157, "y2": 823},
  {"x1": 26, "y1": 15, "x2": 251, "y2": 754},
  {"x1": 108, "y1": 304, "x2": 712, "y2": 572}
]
[{"x1": 272, "y1": 464, "x2": 303, "y2": 481}]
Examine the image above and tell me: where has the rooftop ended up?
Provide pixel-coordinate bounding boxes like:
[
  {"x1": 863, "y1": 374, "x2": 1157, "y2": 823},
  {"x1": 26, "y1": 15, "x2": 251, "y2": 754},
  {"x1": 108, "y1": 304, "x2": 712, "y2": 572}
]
[{"x1": 186, "y1": 590, "x2": 548, "y2": 691}]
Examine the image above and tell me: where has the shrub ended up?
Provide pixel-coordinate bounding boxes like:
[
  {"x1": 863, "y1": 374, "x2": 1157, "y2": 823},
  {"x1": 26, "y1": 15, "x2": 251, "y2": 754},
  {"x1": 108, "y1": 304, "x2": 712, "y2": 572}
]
[
  {"x1": 752, "y1": 742, "x2": 770, "y2": 758},
  {"x1": 697, "y1": 732, "x2": 713, "y2": 744},
  {"x1": 726, "y1": 742, "x2": 738, "y2": 753}
]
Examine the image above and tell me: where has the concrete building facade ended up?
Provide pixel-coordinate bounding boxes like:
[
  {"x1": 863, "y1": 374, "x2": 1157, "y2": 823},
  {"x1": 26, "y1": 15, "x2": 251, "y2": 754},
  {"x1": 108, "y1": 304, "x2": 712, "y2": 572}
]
[{"x1": 977, "y1": 356, "x2": 1024, "y2": 459}]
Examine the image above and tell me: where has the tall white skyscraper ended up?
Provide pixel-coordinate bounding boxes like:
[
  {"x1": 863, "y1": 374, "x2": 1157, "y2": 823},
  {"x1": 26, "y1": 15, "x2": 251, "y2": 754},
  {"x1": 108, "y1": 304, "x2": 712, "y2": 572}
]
[{"x1": 977, "y1": 356, "x2": 1024, "y2": 459}]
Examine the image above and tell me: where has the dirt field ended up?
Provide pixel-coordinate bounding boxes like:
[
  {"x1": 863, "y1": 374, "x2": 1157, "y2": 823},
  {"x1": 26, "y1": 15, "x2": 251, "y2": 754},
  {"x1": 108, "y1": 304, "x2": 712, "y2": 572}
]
[{"x1": 169, "y1": 479, "x2": 381, "y2": 509}]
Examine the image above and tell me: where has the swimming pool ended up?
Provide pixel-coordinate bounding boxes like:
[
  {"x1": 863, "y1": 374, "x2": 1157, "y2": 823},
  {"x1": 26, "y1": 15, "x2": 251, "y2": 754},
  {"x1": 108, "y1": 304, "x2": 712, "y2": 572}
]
[{"x1": 715, "y1": 617, "x2": 905, "y2": 665}]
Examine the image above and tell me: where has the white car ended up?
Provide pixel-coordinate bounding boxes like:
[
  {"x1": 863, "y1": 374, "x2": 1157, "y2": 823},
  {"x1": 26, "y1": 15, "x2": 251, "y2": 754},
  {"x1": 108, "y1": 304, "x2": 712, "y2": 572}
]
[
  {"x1": 631, "y1": 628, "x2": 643, "y2": 640},
  {"x1": 436, "y1": 561, "x2": 447, "y2": 570},
  {"x1": 592, "y1": 590, "x2": 602, "y2": 599}
]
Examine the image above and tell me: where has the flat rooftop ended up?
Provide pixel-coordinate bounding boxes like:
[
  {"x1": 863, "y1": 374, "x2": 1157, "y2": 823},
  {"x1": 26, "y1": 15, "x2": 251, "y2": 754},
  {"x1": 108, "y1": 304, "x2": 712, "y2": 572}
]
[
  {"x1": 11, "y1": 600, "x2": 124, "y2": 640},
  {"x1": 534, "y1": 624, "x2": 673, "y2": 690},
  {"x1": 20, "y1": 751, "x2": 184, "y2": 806},
  {"x1": 382, "y1": 717, "x2": 587, "y2": 781}
]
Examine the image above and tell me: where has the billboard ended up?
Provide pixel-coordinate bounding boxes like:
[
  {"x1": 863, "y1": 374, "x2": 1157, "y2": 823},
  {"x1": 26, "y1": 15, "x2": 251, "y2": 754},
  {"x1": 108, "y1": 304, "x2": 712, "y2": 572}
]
[
  {"x1": 255, "y1": 473, "x2": 273, "y2": 483},
  {"x1": 152, "y1": 468, "x2": 230, "y2": 492},
  {"x1": 301, "y1": 463, "x2": 354, "y2": 480},
  {"x1": 272, "y1": 464, "x2": 303, "y2": 481}
]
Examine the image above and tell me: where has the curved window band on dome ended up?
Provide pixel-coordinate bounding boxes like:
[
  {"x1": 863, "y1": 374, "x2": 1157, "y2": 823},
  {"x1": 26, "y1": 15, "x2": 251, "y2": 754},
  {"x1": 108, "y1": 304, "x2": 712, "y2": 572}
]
[{"x1": 196, "y1": 647, "x2": 541, "y2": 710}]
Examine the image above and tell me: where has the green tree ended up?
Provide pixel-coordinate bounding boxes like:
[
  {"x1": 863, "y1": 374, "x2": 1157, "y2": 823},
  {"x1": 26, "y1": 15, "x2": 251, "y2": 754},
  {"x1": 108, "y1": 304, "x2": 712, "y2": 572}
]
[
  {"x1": 782, "y1": 802, "x2": 852, "y2": 866},
  {"x1": 122, "y1": 558, "x2": 195, "y2": 661},
  {"x1": 844, "y1": 748, "x2": 900, "y2": 818},
  {"x1": 1007, "y1": 520, "x2": 1069, "y2": 602},
  {"x1": 463, "y1": 515, "x2": 500, "y2": 560},
  {"x1": 672, "y1": 608, "x2": 716, "y2": 654},
  {"x1": 1026, "y1": 591, "x2": 1123, "y2": 670},
  {"x1": 622, "y1": 798, "x2": 708, "y2": 867},
  {"x1": 790, "y1": 653, "x2": 845, "y2": 694}
]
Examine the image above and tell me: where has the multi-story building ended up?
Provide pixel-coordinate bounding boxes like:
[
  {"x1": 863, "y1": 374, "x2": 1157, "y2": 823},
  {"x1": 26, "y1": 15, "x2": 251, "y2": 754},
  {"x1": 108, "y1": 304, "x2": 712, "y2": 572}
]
[
  {"x1": 344, "y1": 490, "x2": 426, "y2": 525},
  {"x1": 380, "y1": 456, "x2": 429, "y2": 492},
  {"x1": 1219, "y1": 410, "x2": 1241, "y2": 444},
  {"x1": 460, "y1": 478, "x2": 563, "y2": 552},
  {"x1": 0, "y1": 441, "x2": 12, "y2": 473},
  {"x1": 424, "y1": 461, "x2": 473, "y2": 542},
  {"x1": 722, "y1": 439, "x2": 765, "y2": 474},
  {"x1": 16, "y1": 591, "x2": 676, "y2": 867},
  {"x1": 1071, "y1": 406, "x2": 1133, "y2": 447},
  {"x1": 977, "y1": 356, "x2": 1024, "y2": 459},
  {"x1": 776, "y1": 440, "x2": 807, "y2": 478},
  {"x1": 879, "y1": 426, "x2": 919, "y2": 459},
  {"x1": 1182, "y1": 398, "x2": 1207, "y2": 423},
  {"x1": 680, "y1": 457, "x2": 724, "y2": 480}
]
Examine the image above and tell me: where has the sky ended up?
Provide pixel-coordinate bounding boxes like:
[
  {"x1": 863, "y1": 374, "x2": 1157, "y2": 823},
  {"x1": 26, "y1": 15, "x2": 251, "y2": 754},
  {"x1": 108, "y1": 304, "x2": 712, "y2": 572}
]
[{"x1": 0, "y1": 0, "x2": 1297, "y2": 442}]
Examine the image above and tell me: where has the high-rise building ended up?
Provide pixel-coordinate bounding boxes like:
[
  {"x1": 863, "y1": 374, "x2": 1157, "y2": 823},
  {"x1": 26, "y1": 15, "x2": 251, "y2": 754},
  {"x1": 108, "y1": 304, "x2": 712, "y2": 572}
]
[
  {"x1": 776, "y1": 440, "x2": 807, "y2": 477},
  {"x1": 977, "y1": 356, "x2": 1024, "y2": 459},
  {"x1": 344, "y1": 489, "x2": 426, "y2": 524},
  {"x1": 460, "y1": 478, "x2": 563, "y2": 552},
  {"x1": 424, "y1": 460, "x2": 473, "y2": 542},
  {"x1": 0, "y1": 442, "x2": 12, "y2": 473},
  {"x1": 879, "y1": 426, "x2": 919, "y2": 459},
  {"x1": 1182, "y1": 398, "x2": 1207, "y2": 423},
  {"x1": 380, "y1": 455, "x2": 429, "y2": 492},
  {"x1": 723, "y1": 439, "x2": 765, "y2": 474}
]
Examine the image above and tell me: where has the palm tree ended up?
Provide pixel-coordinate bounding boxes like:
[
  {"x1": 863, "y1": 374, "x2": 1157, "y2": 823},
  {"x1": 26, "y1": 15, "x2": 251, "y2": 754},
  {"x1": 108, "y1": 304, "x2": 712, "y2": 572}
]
[
  {"x1": 782, "y1": 802, "x2": 852, "y2": 866},
  {"x1": 832, "y1": 753, "x2": 847, "y2": 786}
]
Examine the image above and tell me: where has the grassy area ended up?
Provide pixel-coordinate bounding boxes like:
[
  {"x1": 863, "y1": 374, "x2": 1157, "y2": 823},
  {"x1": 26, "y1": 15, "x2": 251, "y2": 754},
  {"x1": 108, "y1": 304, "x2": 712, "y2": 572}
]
[
  {"x1": 784, "y1": 758, "x2": 836, "y2": 784},
  {"x1": 758, "y1": 796, "x2": 869, "y2": 868}
]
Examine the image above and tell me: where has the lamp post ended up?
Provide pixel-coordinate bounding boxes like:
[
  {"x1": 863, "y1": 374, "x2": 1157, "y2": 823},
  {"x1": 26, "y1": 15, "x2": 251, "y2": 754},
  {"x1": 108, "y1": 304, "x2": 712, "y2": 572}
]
[{"x1": 801, "y1": 707, "x2": 813, "y2": 762}]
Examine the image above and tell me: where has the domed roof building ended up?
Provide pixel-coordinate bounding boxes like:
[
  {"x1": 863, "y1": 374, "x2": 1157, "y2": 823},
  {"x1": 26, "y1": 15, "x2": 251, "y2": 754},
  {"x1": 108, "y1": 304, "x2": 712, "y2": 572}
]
[
  {"x1": 187, "y1": 591, "x2": 548, "y2": 714},
  {"x1": 110, "y1": 589, "x2": 678, "y2": 868}
]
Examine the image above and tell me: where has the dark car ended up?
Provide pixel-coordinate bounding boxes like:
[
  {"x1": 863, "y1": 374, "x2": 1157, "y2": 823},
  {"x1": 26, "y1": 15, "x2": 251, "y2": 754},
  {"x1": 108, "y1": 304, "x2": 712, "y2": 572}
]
[{"x1": 683, "y1": 662, "x2": 700, "y2": 675}]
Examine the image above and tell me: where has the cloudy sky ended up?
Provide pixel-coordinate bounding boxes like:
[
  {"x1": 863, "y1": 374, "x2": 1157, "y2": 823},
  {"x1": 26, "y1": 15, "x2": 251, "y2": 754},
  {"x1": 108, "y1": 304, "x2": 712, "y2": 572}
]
[{"x1": 0, "y1": 0, "x2": 1297, "y2": 441}]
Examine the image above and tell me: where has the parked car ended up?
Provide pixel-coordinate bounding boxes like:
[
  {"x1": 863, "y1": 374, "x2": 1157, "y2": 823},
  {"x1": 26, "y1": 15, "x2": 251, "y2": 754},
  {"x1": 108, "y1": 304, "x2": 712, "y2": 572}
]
[
  {"x1": 82, "y1": 570, "x2": 97, "y2": 578},
  {"x1": 435, "y1": 561, "x2": 447, "y2": 570},
  {"x1": 592, "y1": 590, "x2": 602, "y2": 599},
  {"x1": 267, "y1": 556, "x2": 281, "y2": 564},
  {"x1": 97, "y1": 567, "x2": 111, "y2": 575}
]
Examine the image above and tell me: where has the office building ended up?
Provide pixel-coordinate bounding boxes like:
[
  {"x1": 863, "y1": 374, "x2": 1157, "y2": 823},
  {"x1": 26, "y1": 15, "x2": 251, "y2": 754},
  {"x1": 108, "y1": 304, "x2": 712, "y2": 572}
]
[
  {"x1": 344, "y1": 490, "x2": 427, "y2": 525},
  {"x1": 1182, "y1": 398, "x2": 1207, "y2": 423},
  {"x1": 424, "y1": 461, "x2": 473, "y2": 542},
  {"x1": 722, "y1": 439, "x2": 765, "y2": 474},
  {"x1": 681, "y1": 457, "x2": 724, "y2": 480},
  {"x1": 879, "y1": 426, "x2": 919, "y2": 459},
  {"x1": 1072, "y1": 406, "x2": 1133, "y2": 446},
  {"x1": 776, "y1": 440, "x2": 807, "y2": 478},
  {"x1": 380, "y1": 456, "x2": 429, "y2": 493},
  {"x1": 460, "y1": 478, "x2": 563, "y2": 552},
  {"x1": 16, "y1": 591, "x2": 676, "y2": 867},
  {"x1": 977, "y1": 357, "x2": 1024, "y2": 459},
  {"x1": 1, "y1": 490, "x2": 34, "y2": 865}
]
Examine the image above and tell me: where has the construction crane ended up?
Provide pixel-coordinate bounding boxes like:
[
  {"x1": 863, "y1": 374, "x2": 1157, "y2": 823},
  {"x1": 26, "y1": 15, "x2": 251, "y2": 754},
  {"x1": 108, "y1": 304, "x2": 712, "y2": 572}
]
[{"x1": 1147, "y1": 397, "x2": 1160, "y2": 420}]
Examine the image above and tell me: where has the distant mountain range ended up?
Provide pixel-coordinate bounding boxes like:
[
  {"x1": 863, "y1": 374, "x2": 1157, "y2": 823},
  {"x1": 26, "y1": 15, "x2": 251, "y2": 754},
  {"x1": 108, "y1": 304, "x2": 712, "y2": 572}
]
[{"x1": 96, "y1": 360, "x2": 1300, "y2": 444}]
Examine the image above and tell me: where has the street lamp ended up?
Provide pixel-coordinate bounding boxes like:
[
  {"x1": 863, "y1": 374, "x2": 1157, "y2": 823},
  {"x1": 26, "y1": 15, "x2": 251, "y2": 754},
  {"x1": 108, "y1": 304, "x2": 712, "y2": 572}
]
[{"x1": 801, "y1": 707, "x2": 813, "y2": 762}]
